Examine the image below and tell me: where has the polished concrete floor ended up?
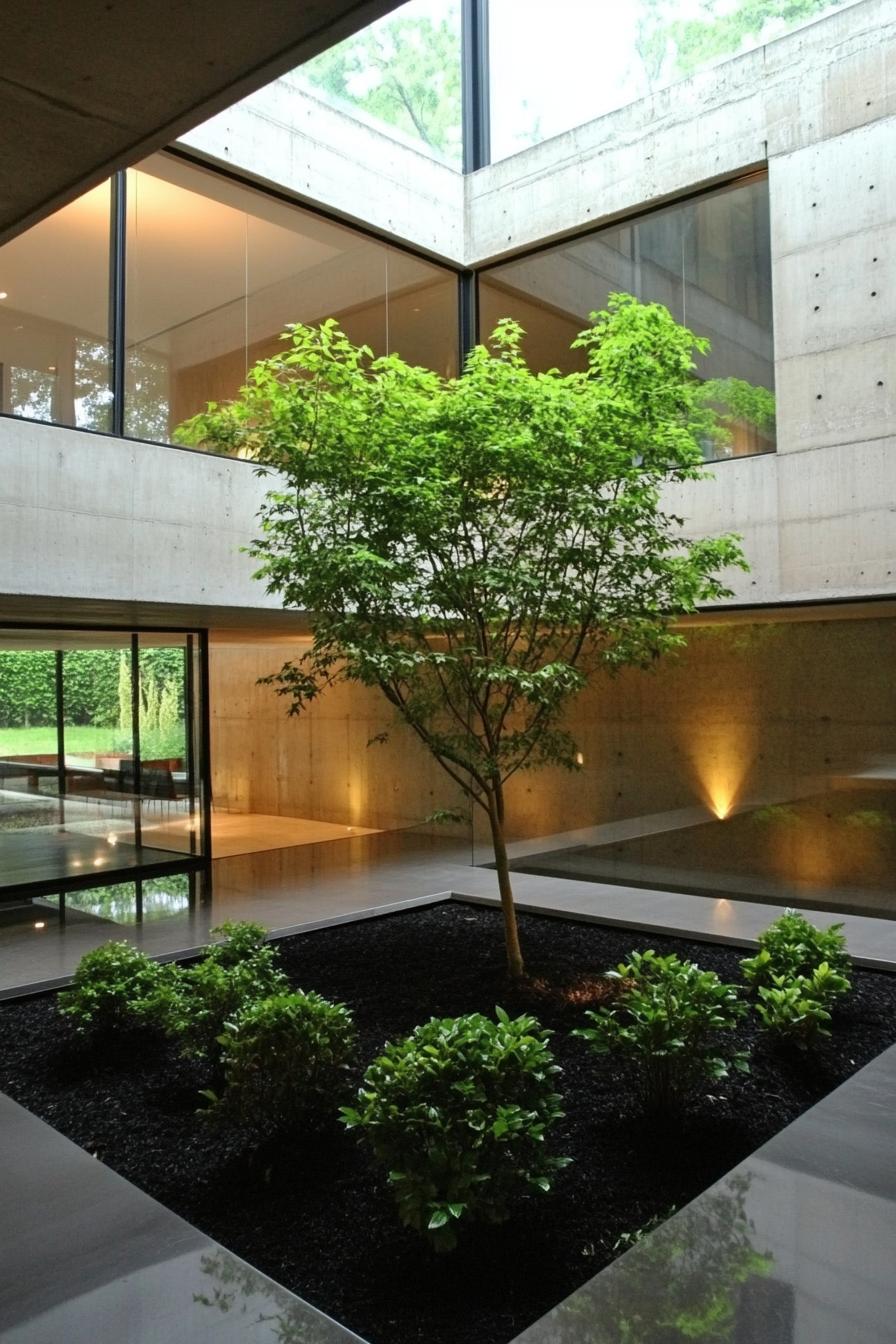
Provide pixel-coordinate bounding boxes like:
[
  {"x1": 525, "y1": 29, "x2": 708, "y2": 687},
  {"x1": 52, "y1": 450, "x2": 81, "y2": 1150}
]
[
  {"x1": 2, "y1": 826, "x2": 896, "y2": 996},
  {"x1": 0, "y1": 1091, "x2": 364, "y2": 1344},
  {"x1": 0, "y1": 827, "x2": 190, "y2": 895},
  {"x1": 150, "y1": 810, "x2": 380, "y2": 858}
]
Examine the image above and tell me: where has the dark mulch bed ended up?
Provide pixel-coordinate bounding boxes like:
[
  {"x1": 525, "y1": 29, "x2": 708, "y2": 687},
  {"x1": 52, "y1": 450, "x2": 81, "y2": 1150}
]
[{"x1": 1, "y1": 902, "x2": 895, "y2": 1344}]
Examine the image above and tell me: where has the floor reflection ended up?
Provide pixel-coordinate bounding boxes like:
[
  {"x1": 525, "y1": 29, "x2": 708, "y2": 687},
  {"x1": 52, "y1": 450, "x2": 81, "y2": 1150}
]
[{"x1": 511, "y1": 789, "x2": 896, "y2": 918}]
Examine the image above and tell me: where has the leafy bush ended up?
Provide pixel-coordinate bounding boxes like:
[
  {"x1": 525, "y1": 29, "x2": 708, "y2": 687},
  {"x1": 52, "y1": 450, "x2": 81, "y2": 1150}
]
[
  {"x1": 573, "y1": 950, "x2": 749, "y2": 1113},
  {"x1": 741, "y1": 910, "x2": 850, "y2": 990},
  {"x1": 341, "y1": 1008, "x2": 569, "y2": 1251},
  {"x1": 755, "y1": 962, "x2": 851, "y2": 1047},
  {"x1": 206, "y1": 991, "x2": 356, "y2": 1131},
  {"x1": 151, "y1": 922, "x2": 287, "y2": 1060},
  {"x1": 58, "y1": 941, "x2": 170, "y2": 1034}
]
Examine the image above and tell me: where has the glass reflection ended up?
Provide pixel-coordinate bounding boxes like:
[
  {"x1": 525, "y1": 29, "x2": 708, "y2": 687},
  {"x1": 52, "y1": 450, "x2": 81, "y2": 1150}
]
[
  {"x1": 479, "y1": 176, "x2": 775, "y2": 461},
  {"x1": 502, "y1": 614, "x2": 896, "y2": 919},
  {"x1": 0, "y1": 182, "x2": 113, "y2": 430},
  {"x1": 125, "y1": 154, "x2": 458, "y2": 451},
  {"x1": 40, "y1": 873, "x2": 192, "y2": 925},
  {"x1": 0, "y1": 628, "x2": 206, "y2": 895},
  {"x1": 528, "y1": 1174, "x2": 777, "y2": 1344},
  {"x1": 489, "y1": 0, "x2": 859, "y2": 163}
]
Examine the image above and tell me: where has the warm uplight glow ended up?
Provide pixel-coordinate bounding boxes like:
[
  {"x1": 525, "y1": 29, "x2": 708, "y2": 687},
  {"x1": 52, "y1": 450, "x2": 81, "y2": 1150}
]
[
  {"x1": 0, "y1": 291, "x2": 8, "y2": 300},
  {"x1": 93, "y1": 857, "x2": 105, "y2": 867},
  {"x1": 685, "y1": 722, "x2": 756, "y2": 822},
  {"x1": 33, "y1": 921, "x2": 45, "y2": 930},
  {"x1": 575, "y1": 752, "x2": 585, "y2": 767},
  {"x1": 107, "y1": 833, "x2": 118, "y2": 846}
]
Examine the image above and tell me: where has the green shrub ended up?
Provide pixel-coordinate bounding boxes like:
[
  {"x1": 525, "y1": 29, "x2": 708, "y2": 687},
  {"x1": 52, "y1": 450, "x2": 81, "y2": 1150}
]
[
  {"x1": 59, "y1": 941, "x2": 170, "y2": 1035},
  {"x1": 152, "y1": 922, "x2": 287, "y2": 1060},
  {"x1": 206, "y1": 991, "x2": 356, "y2": 1131},
  {"x1": 573, "y1": 950, "x2": 749, "y2": 1113},
  {"x1": 755, "y1": 962, "x2": 851, "y2": 1046},
  {"x1": 741, "y1": 910, "x2": 850, "y2": 990},
  {"x1": 341, "y1": 1008, "x2": 569, "y2": 1251}
]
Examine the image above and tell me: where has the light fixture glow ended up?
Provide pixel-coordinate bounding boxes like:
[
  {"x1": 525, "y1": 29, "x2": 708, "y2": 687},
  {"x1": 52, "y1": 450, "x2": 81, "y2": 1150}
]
[
  {"x1": 0, "y1": 291, "x2": 8, "y2": 300},
  {"x1": 575, "y1": 752, "x2": 585, "y2": 767},
  {"x1": 33, "y1": 921, "x2": 46, "y2": 930},
  {"x1": 107, "y1": 832, "x2": 118, "y2": 846}
]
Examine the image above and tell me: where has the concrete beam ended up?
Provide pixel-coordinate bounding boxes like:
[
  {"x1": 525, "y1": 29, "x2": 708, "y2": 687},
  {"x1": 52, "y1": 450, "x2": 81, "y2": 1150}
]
[{"x1": 0, "y1": 0, "x2": 400, "y2": 246}]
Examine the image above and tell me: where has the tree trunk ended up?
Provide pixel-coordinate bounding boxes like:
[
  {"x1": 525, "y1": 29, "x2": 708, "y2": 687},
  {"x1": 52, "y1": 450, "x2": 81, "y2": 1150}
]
[{"x1": 486, "y1": 783, "x2": 524, "y2": 979}]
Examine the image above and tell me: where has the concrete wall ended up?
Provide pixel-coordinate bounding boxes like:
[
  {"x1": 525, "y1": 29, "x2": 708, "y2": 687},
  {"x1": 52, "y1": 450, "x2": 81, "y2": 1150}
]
[
  {"x1": 492, "y1": 611, "x2": 896, "y2": 843},
  {"x1": 209, "y1": 639, "x2": 467, "y2": 831},
  {"x1": 0, "y1": 416, "x2": 273, "y2": 617},
  {"x1": 179, "y1": 75, "x2": 464, "y2": 264}
]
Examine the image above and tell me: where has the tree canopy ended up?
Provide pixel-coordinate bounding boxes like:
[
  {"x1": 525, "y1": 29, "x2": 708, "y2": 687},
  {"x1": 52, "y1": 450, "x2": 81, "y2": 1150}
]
[{"x1": 182, "y1": 296, "x2": 747, "y2": 975}]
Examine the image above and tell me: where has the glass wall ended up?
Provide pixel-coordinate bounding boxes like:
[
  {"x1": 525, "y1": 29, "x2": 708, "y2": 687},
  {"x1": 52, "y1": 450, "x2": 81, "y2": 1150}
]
[
  {"x1": 479, "y1": 175, "x2": 775, "y2": 460},
  {"x1": 125, "y1": 154, "x2": 460, "y2": 447},
  {"x1": 0, "y1": 182, "x2": 113, "y2": 430},
  {"x1": 488, "y1": 0, "x2": 862, "y2": 162},
  {"x1": 296, "y1": 0, "x2": 462, "y2": 166},
  {"x1": 0, "y1": 628, "x2": 207, "y2": 897},
  {"x1": 479, "y1": 610, "x2": 896, "y2": 920}
]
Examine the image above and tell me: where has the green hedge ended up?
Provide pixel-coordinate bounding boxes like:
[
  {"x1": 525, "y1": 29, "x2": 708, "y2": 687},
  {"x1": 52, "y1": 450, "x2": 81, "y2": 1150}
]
[{"x1": 0, "y1": 647, "x2": 185, "y2": 729}]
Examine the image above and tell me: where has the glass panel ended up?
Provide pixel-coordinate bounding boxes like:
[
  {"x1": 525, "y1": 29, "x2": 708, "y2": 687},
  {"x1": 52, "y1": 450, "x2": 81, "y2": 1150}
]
[
  {"x1": 476, "y1": 612, "x2": 896, "y2": 920},
  {"x1": 41, "y1": 873, "x2": 193, "y2": 925},
  {"x1": 488, "y1": 0, "x2": 862, "y2": 163},
  {"x1": 126, "y1": 154, "x2": 459, "y2": 450},
  {"x1": 296, "y1": 0, "x2": 462, "y2": 166},
  {"x1": 0, "y1": 182, "x2": 113, "y2": 430},
  {"x1": 479, "y1": 176, "x2": 775, "y2": 460},
  {"x1": 0, "y1": 629, "x2": 206, "y2": 893},
  {"x1": 134, "y1": 633, "x2": 205, "y2": 858},
  {"x1": 0, "y1": 641, "x2": 61, "y2": 846}
]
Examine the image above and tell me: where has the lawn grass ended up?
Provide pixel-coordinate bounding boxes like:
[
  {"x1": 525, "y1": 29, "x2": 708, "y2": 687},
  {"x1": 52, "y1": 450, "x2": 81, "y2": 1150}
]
[{"x1": 0, "y1": 725, "x2": 122, "y2": 757}]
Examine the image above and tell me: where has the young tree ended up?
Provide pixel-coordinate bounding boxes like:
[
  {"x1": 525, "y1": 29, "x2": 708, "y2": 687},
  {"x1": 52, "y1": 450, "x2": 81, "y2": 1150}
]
[{"x1": 180, "y1": 296, "x2": 746, "y2": 977}]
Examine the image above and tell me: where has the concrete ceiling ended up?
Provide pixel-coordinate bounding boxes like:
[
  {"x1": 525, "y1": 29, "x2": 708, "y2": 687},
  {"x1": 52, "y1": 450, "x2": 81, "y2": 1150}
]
[{"x1": 0, "y1": 0, "x2": 400, "y2": 247}]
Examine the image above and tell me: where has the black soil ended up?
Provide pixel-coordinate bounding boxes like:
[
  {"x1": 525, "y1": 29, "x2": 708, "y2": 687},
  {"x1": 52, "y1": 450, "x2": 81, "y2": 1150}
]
[{"x1": 2, "y1": 903, "x2": 895, "y2": 1344}]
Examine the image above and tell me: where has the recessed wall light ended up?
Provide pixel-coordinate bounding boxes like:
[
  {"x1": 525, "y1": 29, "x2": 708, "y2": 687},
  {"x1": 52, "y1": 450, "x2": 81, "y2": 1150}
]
[
  {"x1": 0, "y1": 291, "x2": 8, "y2": 300},
  {"x1": 47, "y1": 365, "x2": 57, "y2": 373},
  {"x1": 33, "y1": 921, "x2": 46, "y2": 930}
]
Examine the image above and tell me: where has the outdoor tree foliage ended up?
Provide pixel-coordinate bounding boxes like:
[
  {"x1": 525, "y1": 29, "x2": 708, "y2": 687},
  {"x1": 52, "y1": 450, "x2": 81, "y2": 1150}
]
[
  {"x1": 665, "y1": 0, "x2": 845, "y2": 75},
  {"x1": 180, "y1": 295, "x2": 746, "y2": 977},
  {"x1": 300, "y1": 4, "x2": 461, "y2": 160}
]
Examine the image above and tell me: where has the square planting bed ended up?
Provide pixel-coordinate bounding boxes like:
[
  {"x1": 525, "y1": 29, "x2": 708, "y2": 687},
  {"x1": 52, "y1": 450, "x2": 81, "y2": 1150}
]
[{"x1": 1, "y1": 901, "x2": 894, "y2": 1344}]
